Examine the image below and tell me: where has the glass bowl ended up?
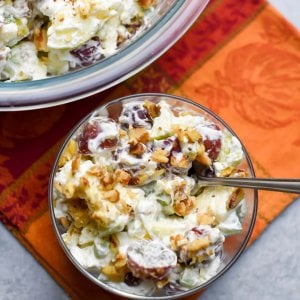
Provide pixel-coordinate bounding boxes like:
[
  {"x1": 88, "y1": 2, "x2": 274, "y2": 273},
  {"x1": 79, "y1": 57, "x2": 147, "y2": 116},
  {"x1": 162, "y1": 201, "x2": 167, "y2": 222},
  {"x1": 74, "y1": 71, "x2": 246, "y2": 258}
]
[
  {"x1": 49, "y1": 93, "x2": 257, "y2": 299},
  {"x1": 0, "y1": 1, "x2": 209, "y2": 111}
]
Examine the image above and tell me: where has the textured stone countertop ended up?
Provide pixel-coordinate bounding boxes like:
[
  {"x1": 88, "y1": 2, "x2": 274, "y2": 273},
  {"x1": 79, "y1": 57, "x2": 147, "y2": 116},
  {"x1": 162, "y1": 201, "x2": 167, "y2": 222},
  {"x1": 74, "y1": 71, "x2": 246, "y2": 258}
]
[{"x1": 0, "y1": 1, "x2": 299, "y2": 299}]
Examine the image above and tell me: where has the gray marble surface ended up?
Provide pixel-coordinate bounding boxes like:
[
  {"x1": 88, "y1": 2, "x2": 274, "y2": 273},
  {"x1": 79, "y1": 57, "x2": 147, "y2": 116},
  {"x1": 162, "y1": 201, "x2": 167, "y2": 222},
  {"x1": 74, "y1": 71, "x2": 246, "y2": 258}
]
[{"x1": 0, "y1": 1, "x2": 299, "y2": 300}]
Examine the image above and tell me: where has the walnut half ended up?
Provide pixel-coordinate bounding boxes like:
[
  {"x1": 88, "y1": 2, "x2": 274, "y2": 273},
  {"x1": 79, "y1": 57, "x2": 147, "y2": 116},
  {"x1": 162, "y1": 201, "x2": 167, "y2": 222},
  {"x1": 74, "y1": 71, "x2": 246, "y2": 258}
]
[
  {"x1": 129, "y1": 127, "x2": 150, "y2": 144},
  {"x1": 151, "y1": 149, "x2": 169, "y2": 163},
  {"x1": 129, "y1": 140, "x2": 146, "y2": 156},
  {"x1": 143, "y1": 100, "x2": 161, "y2": 118}
]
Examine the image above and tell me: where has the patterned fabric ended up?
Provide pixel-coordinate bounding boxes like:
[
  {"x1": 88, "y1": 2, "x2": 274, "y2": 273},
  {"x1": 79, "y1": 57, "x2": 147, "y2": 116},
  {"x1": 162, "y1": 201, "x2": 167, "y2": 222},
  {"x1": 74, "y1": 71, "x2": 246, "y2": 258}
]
[{"x1": 0, "y1": 0, "x2": 299, "y2": 299}]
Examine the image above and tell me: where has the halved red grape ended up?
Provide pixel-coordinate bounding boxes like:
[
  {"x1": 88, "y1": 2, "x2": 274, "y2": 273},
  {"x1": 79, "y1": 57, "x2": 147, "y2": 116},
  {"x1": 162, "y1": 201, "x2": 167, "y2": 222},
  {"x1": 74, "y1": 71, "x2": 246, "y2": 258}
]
[
  {"x1": 198, "y1": 124, "x2": 222, "y2": 161},
  {"x1": 127, "y1": 240, "x2": 177, "y2": 280},
  {"x1": 77, "y1": 121, "x2": 101, "y2": 154},
  {"x1": 203, "y1": 138, "x2": 221, "y2": 161},
  {"x1": 119, "y1": 102, "x2": 152, "y2": 129},
  {"x1": 99, "y1": 139, "x2": 118, "y2": 149},
  {"x1": 77, "y1": 118, "x2": 118, "y2": 154},
  {"x1": 70, "y1": 38, "x2": 102, "y2": 67}
]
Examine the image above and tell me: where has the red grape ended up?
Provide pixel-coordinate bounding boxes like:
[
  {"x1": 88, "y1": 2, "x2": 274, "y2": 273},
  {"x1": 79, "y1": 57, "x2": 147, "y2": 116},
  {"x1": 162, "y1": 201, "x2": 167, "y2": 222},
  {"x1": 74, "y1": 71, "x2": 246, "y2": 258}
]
[
  {"x1": 201, "y1": 124, "x2": 222, "y2": 161},
  {"x1": 119, "y1": 103, "x2": 152, "y2": 129},
  {"x1": 127, "y1": 240, "x2": 177, "y2": 280},
  {"x1": 77, "y1": 118, "x2": 118, "y2": 154},
  {"x1": 70, "y1": 38, "x2": 102, "y2": 67},
  {"x1": 203, "y1": 138, "x2": 221, "y2": 160},
  {"x1": 77, "y1": 121, "x2": 101, "y2": 154},
  {"x1": 124, "y1": 272, "x2": 142, "y2": 287}
]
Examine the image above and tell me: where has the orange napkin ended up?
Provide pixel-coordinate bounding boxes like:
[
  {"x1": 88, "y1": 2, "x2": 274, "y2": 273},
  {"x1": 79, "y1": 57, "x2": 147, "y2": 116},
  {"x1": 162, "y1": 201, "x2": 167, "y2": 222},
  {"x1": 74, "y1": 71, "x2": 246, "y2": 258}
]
[{"x1": 0, "y1": 0, "x2": 299, "y2": 299}]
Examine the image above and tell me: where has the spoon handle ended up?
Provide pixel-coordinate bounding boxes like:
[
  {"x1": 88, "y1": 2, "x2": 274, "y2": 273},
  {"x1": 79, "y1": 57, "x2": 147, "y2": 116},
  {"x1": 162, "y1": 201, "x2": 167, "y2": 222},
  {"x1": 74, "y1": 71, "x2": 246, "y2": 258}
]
[{"x1": 198, "y1": 176, "x2": 300, "y2": 194}]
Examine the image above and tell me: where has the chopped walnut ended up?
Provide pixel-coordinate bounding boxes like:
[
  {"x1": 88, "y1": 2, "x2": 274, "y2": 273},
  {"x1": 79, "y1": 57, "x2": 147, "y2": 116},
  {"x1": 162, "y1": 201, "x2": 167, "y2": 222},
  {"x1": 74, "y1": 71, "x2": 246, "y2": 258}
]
[
  {"x1": 129, "y1": 173, "x2": 148, "y2": 186},
  {"x1": 186, "y1": 128, "x2": 202, "y2": 143},
  {"x1": 89, "y1": 167, "x2": 116, "y2": 190},
  {"x1": 78, "y1": 1, "x2": 91, "y2": 17},
  {"x1": 110, "y1": 234, "x2": 120, "y2": 253},
  {"x1": 156, "y1": 277, "x2": 170, "y2": 289},
  {"x1": 143, "y1": 100, "x2": 161, "y2": 118},
  {"x1": 120, "y1": 199, "x2": 134, "y2": 216},
  {"x1": 34, "y1": 27, "x2": 48, "y2": 52},
  {"x1": 101, "y1": 265, "x2": 119, "y2": 281},
  {"x1": 58, "y1": 139, "x2": 77, "y2": 167},
  {"x1": 60, "y1": 216, "x2": 70, "y2": 229},
  {"x1": 67, "y1": 198, "x2": 90, "y2": 228},
  {"x1": 103, "y1": 190, "x2": 120, "y2": 203},
  {"x1": 173, "y1": 126, "x2": 201, "y2": 143},
  {"x1": 226, "y1": 188, "x2": 244, "y2": 209},
  {"x1": 87, "y1": 166, "x2": 106, "y2": 178},
  {"x1": 220, "y1": 167, "x2": 235, "y2": 177},
  {"x1": 195, "y1": 149, "x2": 212, "y2": 166},
  {"x1": 128, "y1": 177, "x2": 140, "y2": 186},
  {"x1": 119, "y1": 129, "x2": 127, "y2": 138},
  {"x1": 75, "y1": 177, "x2": 90, "y2": 197},
  {"x1": 128, "y1": 127, "x2": 150, "y2": 144},
  {"x1": 170, "y1": 155, "x2": 190, "y2": 169},
  {"x1": 172, "y1": 126, "x2": 186, "y2": 143},
  {"x1": 129, "y1": 140, "x2": 146, "y2": 156},
  {"x1": 101, "y1": 263, "x2": 128, "y2": 282},
  {"x1": 153, "y1": 169, "x2": 165, "y2": 178},
  {"x1": 173, "y1": 196, "x2": 195, "y2": 217},
  {"x1": 170, "y1": 234, "x2": 187, "y2": 250},
  {"x1": 81, "y1": 176, "x2": 90, "y2": 187},
  {"x1": 187, "y1": 237, "x2": 210, "y2": 252},
  {"x1": 101, "y1": 172, "x2": 115, "y2": 190},
  {"x1": 114, "y1": 253, "x2": 127, "y2": 268},
  {"x1": 61, "y1": 182, "x2": 75, "y2": 199},
  {"x1": 71, "y1": 154, "x2": 81, "y2": 174},
  {"x1": 220, "y1": 167, "x2": 248, "y2": 178},
  {"x1": 172, "y1": 183, "x2": 196, "y2": 216},
  {"x1": 234, "y1": 169, "x2": 248, "y2": 178},
  {"x1": 151, "y1": 148, "x2": 169, "y2": 163},
  {"x1": 115, "y1": 169, "x2": 131, "y2": 185}
]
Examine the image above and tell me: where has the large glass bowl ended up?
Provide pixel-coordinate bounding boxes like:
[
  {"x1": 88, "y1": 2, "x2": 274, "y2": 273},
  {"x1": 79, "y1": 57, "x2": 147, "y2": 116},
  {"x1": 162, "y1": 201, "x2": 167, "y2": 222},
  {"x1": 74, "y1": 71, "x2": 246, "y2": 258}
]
[
  {"x1": 0, "y1": 1, "x2": 209, "y2": 111},
  {"x1": 49, "y1": 93, "x2": 257, "y2": 299}
]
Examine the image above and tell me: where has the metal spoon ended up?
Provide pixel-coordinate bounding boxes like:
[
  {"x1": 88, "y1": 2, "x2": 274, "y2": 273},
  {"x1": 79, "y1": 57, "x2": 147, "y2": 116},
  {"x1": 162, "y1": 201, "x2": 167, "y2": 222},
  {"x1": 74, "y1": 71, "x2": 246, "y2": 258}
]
[{"x1": 197, "y1": 176, "x2": 300, "y2": 194}]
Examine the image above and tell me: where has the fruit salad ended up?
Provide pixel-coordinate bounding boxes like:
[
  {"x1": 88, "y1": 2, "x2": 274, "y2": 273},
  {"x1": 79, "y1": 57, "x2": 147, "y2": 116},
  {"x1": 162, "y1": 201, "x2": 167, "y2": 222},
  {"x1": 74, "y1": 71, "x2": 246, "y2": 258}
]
[
  {"x1": 53, "y1": 98, "x2": 247, "y2": 296},
  {"x1": 0, "y1": 0, "x2": 156, "y2": 81}
]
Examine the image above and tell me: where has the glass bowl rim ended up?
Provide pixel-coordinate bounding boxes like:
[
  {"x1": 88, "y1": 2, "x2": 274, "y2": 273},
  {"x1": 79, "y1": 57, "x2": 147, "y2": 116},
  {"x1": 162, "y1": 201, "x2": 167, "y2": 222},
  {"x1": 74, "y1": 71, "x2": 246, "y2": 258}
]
[{"x1": 48, "y1": 92, "x2": 258, "y2": 299}]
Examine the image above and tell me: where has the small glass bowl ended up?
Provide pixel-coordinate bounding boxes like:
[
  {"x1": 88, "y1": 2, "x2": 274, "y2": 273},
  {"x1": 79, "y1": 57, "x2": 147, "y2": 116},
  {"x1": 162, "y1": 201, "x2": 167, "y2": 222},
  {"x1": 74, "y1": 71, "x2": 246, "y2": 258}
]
[
  {"x1": 0, "y1": 1, "x2": 209, "y2": 111},
  {"x1": 49, "y1": 93, "x2": 257, "y2": 299}
]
